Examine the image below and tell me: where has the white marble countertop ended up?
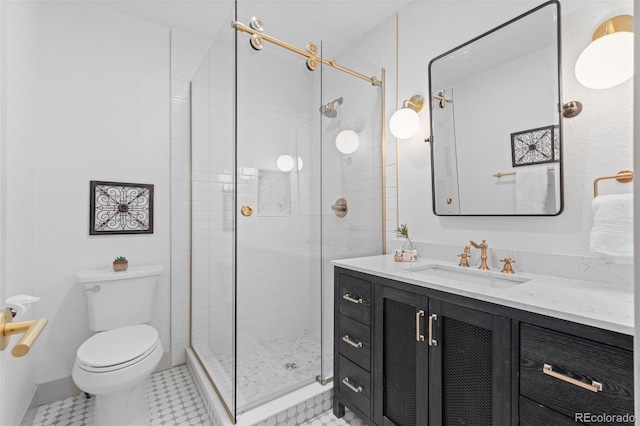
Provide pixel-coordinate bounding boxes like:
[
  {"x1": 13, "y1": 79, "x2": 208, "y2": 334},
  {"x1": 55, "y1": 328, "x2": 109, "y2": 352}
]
[{"x1": 333, "y1": 255, "x2": 634, "y2": 336}]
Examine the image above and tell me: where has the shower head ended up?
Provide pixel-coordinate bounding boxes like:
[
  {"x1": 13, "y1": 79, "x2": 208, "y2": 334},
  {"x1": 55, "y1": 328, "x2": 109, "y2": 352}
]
[{"x1": 319, "y1": 97, "x2": 343, "y2": 118}]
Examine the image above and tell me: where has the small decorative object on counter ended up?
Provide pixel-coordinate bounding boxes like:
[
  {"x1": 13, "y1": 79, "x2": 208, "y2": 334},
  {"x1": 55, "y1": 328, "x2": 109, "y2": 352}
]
[
  {"x1": 113, "y1": 256, "x2": 128, "y2": 272},
  {"x1": 395, "y1": 223, "x2": 417, "y2": 262}
]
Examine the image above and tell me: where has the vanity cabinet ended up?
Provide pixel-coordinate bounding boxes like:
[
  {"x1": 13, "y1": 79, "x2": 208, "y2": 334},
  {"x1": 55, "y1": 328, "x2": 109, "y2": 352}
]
[
  {"x1": 333, "y1": 266, "x2": 634, "y2": 426},
  {"x1": 334, "y1": 268, "x2": 513, "y2": 426}
]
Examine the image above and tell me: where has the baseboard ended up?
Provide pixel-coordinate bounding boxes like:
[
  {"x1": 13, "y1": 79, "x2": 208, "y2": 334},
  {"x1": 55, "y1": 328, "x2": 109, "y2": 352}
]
[
  {"x1": 35, "y1": 376, "x2": 81, "y2": 406},
  {"x1": 18, "y1": 387, "x2": 38, "y2": 426}
]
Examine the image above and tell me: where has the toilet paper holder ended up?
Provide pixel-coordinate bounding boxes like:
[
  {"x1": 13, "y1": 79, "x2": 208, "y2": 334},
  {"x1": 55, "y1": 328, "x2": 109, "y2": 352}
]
[{"x1": 0, "y1": 308, "x2": 48, "y2": 357}]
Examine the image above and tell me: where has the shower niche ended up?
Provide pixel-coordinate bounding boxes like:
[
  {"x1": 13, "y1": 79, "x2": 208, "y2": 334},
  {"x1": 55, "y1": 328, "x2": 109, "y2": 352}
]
[{"x1": 187, "y1": 2, "x2": 385, "y2": 421}]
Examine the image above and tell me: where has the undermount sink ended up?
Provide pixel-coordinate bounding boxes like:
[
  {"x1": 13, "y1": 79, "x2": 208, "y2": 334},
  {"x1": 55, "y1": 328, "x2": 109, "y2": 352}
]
[{"x1": 407, "y1": 264, "x2": 530, "y2": 290}]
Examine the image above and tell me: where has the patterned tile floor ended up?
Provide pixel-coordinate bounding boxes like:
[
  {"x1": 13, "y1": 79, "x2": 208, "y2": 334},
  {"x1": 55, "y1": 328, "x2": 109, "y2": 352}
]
[
  {"x1": 29, "y1": 364, "x2": 364, "y2": 426},
  {"x1": 299, "y1": 410, "x2": 366, "y2": 426}
]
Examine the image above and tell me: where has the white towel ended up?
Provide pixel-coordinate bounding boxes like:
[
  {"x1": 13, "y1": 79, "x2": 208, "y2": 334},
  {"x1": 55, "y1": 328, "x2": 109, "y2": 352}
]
[
  {"x1": 590, "y1": 193, "x2": 633, "y2": 257},
  {"x1": 515, "y1": 168, "x2": 549, "y2": 214}
]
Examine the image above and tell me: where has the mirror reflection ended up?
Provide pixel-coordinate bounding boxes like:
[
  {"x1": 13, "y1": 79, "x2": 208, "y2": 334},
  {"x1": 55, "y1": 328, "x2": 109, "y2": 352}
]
[{"x1": 429, "y1": 1, "x2": 562, "y2": 216}]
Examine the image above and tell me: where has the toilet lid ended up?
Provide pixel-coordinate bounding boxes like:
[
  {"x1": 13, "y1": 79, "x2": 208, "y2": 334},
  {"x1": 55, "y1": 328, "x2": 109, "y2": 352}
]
[{"x1": 77, "y1": 324, "x2": 158, "y2": 368}]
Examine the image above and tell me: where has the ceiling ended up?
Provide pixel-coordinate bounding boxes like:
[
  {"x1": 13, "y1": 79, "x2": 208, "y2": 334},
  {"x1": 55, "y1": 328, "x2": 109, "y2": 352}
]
[{"x1": 93, "y1": 0, "x2": 411, "y2": 46}]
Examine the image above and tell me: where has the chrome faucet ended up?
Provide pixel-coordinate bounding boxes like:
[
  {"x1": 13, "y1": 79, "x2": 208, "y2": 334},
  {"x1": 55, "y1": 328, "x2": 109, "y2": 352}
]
[{"x1": 463, "y1": 240, "x2": 490, "y2": 270}]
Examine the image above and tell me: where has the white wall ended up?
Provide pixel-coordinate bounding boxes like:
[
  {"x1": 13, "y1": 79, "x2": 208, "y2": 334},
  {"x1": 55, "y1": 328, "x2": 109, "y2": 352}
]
[
  {"x1": 1, "y1": 2, "x2": 39, "y2": 424},
  {"x1": 2, "y1": 1, "x2": 172, "y2": 391},
  {"x1": 396, "y1": 0, "x2": 633, "y2": 257}
]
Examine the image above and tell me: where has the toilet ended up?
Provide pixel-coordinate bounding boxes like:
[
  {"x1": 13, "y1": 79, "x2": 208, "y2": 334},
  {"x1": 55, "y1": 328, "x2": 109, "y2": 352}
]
[{"x1": 72, "y1": 264, "x2": 164, "y2": 426}]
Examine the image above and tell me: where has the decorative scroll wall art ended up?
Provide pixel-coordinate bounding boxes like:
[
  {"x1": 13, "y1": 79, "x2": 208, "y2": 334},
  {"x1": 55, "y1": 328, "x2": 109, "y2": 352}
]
[
  {"x1": 511, "y1": 125, "x2": 559, "y2": 167},
  {"x1": 90, "y1": 181, "x2": 154, "y2": 235}
]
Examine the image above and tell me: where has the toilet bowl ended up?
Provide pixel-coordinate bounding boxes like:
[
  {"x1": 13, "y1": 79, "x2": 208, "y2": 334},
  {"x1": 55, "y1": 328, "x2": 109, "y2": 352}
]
[
  {"x1": 72, "y1": 265, "x2": 164, "y2": 426},
  {"x1": 72, "y1": 325, "x2": 162, "y2": 426}
]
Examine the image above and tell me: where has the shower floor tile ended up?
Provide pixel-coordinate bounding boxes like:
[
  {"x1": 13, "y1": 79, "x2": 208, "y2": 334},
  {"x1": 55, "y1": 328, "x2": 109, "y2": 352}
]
[
  {"x1": 200, "y1": 330, "x2": 322, "y2": 409},
  {"x1": 30, "y1": 365, "x2": 211, "y2": 426}
]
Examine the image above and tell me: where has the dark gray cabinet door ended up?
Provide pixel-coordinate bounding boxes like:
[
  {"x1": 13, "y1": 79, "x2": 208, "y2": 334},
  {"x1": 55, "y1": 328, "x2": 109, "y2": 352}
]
[
  {"x1": 373, "y1": 284, "x2": 428, "y2": 426},
  {"x1": 428, "y1": 299, "x2": 511, "y2": 426}
]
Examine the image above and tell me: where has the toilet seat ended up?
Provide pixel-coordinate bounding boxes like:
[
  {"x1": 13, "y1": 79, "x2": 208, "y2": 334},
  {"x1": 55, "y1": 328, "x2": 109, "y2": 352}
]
[{"x1": 76, "y1": 324, "x2": 159, "y2": 373}]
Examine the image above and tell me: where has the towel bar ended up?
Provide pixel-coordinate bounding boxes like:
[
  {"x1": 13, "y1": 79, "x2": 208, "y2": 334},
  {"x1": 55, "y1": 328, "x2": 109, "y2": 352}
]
[
  {"x1": 493, "y1": 167, "x2": 554, "y2": 179},
  {"x1": 593, "y1": 170, "x2": 633, "y2": 198}
]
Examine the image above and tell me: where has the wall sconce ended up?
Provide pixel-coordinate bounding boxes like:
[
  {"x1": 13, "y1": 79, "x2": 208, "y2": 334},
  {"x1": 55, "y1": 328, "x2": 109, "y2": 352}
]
[
  {"x1": 575, "y1": 15, "x2": 633, "y2": 89},
  {"x1": 389, "y1": 95, "x2": 424, "y2": 139},
  {"x1": 335, "y1": 130, "x2": 360, "y2": 154},
  {"x1": 276, "y1": 154, "x2": 303, "y2": 172}
]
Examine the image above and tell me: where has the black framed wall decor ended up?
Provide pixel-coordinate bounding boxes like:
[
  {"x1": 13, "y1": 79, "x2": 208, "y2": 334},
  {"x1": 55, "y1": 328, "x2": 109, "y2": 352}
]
[
  {"x1": 89, "y1": 180, "x2": 154, "y2": 235},
  {"x1": 511, "y1": 125, "x2": 559, "y2": 167}
]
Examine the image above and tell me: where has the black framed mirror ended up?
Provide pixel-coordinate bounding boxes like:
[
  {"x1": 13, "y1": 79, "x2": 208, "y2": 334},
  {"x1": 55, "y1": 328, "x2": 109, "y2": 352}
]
[{"x1": 429, "y1": 1, "x2": 563, "y2": 216}]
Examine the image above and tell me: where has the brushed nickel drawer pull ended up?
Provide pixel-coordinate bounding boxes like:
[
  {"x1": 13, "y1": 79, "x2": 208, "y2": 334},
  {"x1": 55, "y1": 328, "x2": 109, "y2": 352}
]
[
  {"x1": 542, "y1": 364, "x2": 603, "y2": 392},
  {"x1": 416, "y1": 310, "x2": 425, "y2": 341},
  {"x1": 342, "y1": 293, "x2": 363, "y2": 304},
  {"x1": 342, "y1": 377, "x2": 363, "y2": 393},
  {"x1": 342, "y1": 335, "x2": 363, "y2": 348},
  {"x1": 428, "y1": 314, "x2": 438, "y2": 346}
]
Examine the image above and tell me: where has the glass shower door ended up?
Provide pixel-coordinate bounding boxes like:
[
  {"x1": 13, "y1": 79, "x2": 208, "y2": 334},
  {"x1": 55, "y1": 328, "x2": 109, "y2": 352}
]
[{"x1": 235, "y1": 13, "x2": 323, "y2": 414}]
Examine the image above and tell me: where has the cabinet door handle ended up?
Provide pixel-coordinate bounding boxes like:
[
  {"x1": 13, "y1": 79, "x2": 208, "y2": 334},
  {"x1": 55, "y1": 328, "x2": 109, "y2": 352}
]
[
  {"x1": 342, "y1": 293, "x2": 363, "y2": 304},
  {"x1": 542, "y1": 364, "x2": 603, "y2": 392},
  {"x1": 416, "y1": 310, "x2": 425, "y2": 341},
  {"x1": 342, "y1": 335, "x2": 363, "y2": 348},
  {"x1": 428, "y1": 314, "x2": 438, "y2": 347},
  {"x1": 342, "y1": 378, "x2": 363, "y2": 393}
]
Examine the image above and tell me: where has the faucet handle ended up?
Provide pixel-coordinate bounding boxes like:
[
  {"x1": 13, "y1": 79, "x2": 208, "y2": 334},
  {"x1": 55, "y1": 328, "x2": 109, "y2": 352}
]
[
  {"x1": 500, "y1": 258, "x2": 516, "y2": 274},
  {"x1": 457, "y1": 253, "x2": 470, "y2": 267}
]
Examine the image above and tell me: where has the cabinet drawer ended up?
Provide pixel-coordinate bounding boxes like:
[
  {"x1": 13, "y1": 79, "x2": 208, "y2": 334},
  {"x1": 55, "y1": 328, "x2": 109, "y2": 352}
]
[
  {"x1": 338, "y1": 315, "x2": 371, "y2": 371},
  {"x1": 338, "y1": 355, "x2": 371, "y2": 418},
  {"x1": 520, "y1": 323, "x2": 634, "y2": 423},
  {"x1": 520, "y1": 396, "x2": 582, "y2": 426},
  {"x1": 339, "y1": 275, "x2": 372, "y2": 325}
]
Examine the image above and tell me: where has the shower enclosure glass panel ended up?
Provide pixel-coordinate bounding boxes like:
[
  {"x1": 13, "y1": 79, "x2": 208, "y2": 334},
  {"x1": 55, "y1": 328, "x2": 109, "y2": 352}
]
[
  {"x1": 320, "y1": 41, "x2": 384, "y2": 380},
  {"x1": 189, "y1": 1, "x2": 384, "y2": 421},
  {"x1": 190, "y1": 3, "x2": 236, "y2": 417}
]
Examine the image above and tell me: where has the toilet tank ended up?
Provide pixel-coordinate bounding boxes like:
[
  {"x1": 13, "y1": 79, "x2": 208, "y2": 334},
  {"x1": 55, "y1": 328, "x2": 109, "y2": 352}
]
[{"x1": 77, "y1": 264, "x2": 164, "y2": 331}]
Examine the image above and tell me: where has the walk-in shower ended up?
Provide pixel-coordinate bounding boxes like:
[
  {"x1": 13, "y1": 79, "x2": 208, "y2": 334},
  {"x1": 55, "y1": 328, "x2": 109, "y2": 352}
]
[{"x1": 187, "y1": 2, "x2": 385, "y2": 422}]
